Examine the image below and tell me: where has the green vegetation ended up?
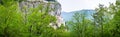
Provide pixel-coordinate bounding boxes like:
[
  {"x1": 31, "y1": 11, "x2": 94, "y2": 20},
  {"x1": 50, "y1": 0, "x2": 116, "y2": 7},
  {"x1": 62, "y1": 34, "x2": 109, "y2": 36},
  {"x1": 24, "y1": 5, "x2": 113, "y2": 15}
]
[
  {"x1": 0, "y1": 0, "x2": 120, "y2": 37},
  {"x1": 66, "y1": 0, "x2": 120, "y2": 37}
]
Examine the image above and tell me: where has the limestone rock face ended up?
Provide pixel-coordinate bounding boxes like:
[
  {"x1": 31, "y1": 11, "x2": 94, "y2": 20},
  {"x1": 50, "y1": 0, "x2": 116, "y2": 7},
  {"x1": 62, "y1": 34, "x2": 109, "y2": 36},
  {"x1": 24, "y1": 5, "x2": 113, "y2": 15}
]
[{"x1": 19, "y1": 0, "x2": 65, "y2": 29}]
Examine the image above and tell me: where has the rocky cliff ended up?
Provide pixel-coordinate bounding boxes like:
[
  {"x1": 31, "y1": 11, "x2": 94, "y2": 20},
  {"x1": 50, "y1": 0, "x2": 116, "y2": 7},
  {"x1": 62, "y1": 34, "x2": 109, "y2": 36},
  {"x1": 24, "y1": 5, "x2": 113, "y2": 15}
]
[{"x1": 19, "y1": 0, "x2": 65, "y2": 29}]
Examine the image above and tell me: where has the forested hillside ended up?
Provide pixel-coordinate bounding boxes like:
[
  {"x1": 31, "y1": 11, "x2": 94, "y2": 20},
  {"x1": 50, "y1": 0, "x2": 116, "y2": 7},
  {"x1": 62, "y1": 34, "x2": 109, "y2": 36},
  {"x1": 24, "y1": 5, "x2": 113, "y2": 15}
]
[
  {"x1": 61, "y1": 9, "x2": 95, "y2": 21},
  {"x1": 0, "y1": 0, "x2": 120, "y2": 37}
]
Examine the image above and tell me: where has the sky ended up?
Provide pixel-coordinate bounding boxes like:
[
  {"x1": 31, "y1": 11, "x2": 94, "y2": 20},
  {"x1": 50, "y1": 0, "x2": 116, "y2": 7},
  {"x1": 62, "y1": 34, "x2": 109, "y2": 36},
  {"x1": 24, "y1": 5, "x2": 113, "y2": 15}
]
[{"x1": 57, "y1": 0, "x2": 116, "y2": 12}]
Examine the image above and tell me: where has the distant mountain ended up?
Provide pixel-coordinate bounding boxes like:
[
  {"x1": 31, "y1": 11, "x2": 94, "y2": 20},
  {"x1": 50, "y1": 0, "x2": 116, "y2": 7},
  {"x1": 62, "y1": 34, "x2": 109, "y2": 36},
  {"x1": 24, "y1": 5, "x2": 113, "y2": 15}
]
[{"x1": 61, "y1": 9, "x2": 96, "y2": 21}]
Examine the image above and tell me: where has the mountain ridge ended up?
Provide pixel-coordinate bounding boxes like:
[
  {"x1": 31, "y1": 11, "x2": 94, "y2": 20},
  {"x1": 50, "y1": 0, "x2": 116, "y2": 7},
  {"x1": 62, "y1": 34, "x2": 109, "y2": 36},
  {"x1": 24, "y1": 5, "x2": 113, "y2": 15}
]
[{"x1": 61, "y1": 9, "x2": 96, "y2": 21}]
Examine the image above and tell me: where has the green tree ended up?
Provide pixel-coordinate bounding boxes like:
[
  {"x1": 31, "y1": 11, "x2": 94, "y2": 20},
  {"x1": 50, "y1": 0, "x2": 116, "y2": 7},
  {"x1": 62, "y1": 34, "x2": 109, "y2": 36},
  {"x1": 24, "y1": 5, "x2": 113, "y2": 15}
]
[
  {"x1": 67, "y1": 12, "x2": 94, "y2": 37},
  {"x1": 93, "y1": 4, "x2": 110, "y2": 37},
  {"x1": 0, "y1": 0, "x2": 60, "y2": 37},
  {"x1": 0, "y1": 1, "x2": 25, "y2": 37},
  {"x1": 110, "y1": 0, "x2": 120, "y2": 37}
]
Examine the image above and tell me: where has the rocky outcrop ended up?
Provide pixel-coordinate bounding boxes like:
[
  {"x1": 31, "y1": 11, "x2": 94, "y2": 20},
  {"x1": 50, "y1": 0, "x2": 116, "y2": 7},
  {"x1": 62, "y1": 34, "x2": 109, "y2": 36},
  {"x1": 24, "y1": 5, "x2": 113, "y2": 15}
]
[{"x1": 19, "y1": 0, "x2": 65, "y2": 29}]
